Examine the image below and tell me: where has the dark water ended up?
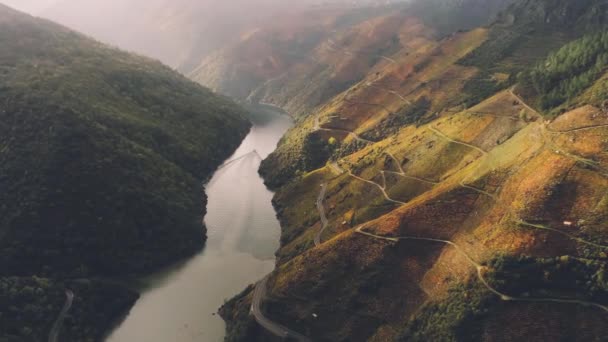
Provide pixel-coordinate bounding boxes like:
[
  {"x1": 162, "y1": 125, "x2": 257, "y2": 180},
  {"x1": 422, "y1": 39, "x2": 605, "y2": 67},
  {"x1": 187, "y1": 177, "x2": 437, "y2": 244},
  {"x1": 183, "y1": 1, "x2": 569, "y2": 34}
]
[{"x1": 106, "y1": 105, "x2": 292, "y2": 342}]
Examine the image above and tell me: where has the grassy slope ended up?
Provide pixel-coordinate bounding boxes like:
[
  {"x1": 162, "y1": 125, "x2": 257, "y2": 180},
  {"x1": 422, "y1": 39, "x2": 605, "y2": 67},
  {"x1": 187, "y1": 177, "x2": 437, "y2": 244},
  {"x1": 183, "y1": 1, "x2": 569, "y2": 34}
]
[
  {"x1": 260, "y1": 27, "x2": 488, "y2": 189},
  {"x1": 251, "y1": 92, "x2": 608, "y2": 342},
  {"x1": 225, "y1": 0, "x2": 608, "y2": 340},
  {"x1": 0, "y1": 5, "x2": 250, "y2": 340}
]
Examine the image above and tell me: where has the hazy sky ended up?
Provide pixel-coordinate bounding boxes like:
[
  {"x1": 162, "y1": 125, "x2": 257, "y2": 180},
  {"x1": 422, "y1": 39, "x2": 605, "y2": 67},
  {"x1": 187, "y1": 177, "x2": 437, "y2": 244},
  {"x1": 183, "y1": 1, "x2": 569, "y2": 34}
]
[
  {"x1": 0, "y1": 0, "x2": 58, "y2": 14},
  {"x1": 0, "y1": 0, "x2": 408, "y2": 69}
]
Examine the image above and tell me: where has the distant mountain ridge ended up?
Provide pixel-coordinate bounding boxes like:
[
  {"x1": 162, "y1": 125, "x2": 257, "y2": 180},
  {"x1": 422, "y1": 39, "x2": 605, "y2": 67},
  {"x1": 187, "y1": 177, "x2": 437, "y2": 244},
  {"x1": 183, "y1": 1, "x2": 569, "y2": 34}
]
[
  {"x1": 190, "y1": 0, "x2": 516, "y2": 119},
  {"x1": 38, "y1": 0, "x2": 408, "y2": 70}
]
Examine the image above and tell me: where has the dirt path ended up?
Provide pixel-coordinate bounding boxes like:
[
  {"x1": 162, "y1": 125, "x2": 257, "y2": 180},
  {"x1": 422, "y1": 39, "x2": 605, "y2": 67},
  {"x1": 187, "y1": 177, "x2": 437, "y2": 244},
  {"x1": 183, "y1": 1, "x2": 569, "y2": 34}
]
[
  {"x1": 48, "y1": 290, "x2": 74, "y2": 342},
  {"x1": 429, "y1": 125, "x2": 488, "y2": 156},
  {"x1": 252, "y1": 56, "x2": 608, "y2": 342},
  {"x1": 314, "y1": 113, "x2": 375, "y2": 144},
  {"x1": 348, "y1": 170, "x2": 406, "y2": 205},
  {"x1": 354, "y1": 226, "x2": 608, "y2": 313},
  {"x1": 509, "y1": 88, "x2": 543, "y2": 119},
  {"x1": 314, "y1": 183, "x2": 329, "y2": 246},
  {"x1": 251, "y1": 276, "x2": 311, "y2": 341},
  {"x1": 546, "y1": 123, "x2": 608, "y2": 133},
  {"x1": 329, "y1": 162, "x2": 345, "y2": 175},
  {"x1": 365, "y1": 82, "x2": 412, "y2": 105},
  {"x1": 541, "y1": 127, "x2": 608, "y2": 176}
]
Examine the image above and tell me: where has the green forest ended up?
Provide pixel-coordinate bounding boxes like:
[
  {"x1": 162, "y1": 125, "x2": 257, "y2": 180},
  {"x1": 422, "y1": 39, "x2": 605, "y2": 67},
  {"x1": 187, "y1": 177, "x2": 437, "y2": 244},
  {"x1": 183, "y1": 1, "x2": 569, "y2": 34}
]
[
  {"x1": 0, "y1": 277, "x2": 138, "y2": 341},
  {"x1": 0, "y1": 5, "x2": 250, "y2": 339},
  {"x1": 524, "y1": 32, "x2": 608, "y2": 110}
]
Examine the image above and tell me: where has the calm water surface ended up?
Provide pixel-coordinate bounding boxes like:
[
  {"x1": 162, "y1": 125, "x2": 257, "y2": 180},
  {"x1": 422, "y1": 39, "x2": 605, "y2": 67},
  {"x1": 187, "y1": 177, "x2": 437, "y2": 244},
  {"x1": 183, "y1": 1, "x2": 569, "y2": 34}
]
[{"x1": 106, "y1": 105, "x2": 292, "y2": 342}]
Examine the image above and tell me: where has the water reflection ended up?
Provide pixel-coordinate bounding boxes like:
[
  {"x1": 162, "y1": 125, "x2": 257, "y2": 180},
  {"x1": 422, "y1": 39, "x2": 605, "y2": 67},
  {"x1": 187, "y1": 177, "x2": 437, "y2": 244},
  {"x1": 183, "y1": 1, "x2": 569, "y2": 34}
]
[{"x1": 106, "y1": 105, "x2": 292, "y2": 342}]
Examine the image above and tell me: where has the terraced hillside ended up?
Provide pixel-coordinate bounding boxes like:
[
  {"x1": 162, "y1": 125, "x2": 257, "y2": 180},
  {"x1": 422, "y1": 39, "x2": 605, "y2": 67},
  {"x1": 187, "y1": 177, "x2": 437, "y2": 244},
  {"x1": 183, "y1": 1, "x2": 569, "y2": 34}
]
[
  {"x1": 219, "y1": 0, "x2": 608, "y2": 340},
  {"x1": 191, "y1": 3, "x2": 410, "y2": 117},
  {"x1": 192, "y1": 0, "x2": 513, "y2": 119}
]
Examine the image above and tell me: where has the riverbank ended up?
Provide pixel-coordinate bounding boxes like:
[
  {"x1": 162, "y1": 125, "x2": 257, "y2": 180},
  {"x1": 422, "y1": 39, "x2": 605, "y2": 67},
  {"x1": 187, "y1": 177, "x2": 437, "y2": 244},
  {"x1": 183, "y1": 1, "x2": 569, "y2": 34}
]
[{"x1": 106, "y1": 105, "x2": 292, "y2": 341}]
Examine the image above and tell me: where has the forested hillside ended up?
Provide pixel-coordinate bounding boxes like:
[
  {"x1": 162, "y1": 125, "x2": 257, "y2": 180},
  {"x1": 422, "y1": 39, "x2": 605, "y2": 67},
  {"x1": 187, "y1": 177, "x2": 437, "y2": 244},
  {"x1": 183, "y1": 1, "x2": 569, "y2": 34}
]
[
  {"x1": 523, "y1": 32, "x2": 608, "y2": 111},
  {"x1": 0, "y1": 4, "x2": 250, "y2": 340}
]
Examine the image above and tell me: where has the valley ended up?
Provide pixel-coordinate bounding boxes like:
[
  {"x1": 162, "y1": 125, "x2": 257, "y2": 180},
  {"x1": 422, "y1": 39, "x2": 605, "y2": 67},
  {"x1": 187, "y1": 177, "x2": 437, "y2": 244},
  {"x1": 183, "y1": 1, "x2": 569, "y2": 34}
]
[
  {"x1": 107, "y1": 105, "x2": 292, "y2": 342},
  {"x1": 1, "y1": 0, "x2": 608, "y2": 341}
]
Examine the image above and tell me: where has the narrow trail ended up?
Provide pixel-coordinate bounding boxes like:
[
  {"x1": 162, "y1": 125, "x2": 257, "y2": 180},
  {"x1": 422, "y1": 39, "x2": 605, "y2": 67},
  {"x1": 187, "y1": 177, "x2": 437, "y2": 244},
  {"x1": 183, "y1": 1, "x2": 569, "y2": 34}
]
[
  {"x1": 249, "y1": 58, "x2": 608, "y2": 341},
  {"x1": 328, "y1": 162, "x2": 345, "y2": 175},
  {"x1": 507, "y1": 88, "x2": 608, "y2": 177},
  {"x1": 354, "y1": 227, "x2": 608, "y2": 313},
  {"x1": 380, "y1": 171, "x2": 387, "y2": 189},
  {"x1": 331, "y1": 93, "x2": 606, "y2": 251},
  {"x1": 470, "y1": 112, "x2": 521, "y2": 121},
  {"x1": 381, "y1": 152, "x2": 439, "y2": 185},
  {"x1": 314, "y1": 183, "x2": 329, "y2": 246},
  {"x1": 541, "y1": 127, "x2": 608, "y2": 176},
  {"x1": 509, "y1": 88, "x2": 542, "y2": 119},
  {"x1": 388, "y1": 90, "x2": 412, "y2": 105},
  {"x1": 313, "y1": 113, "x2": 375, "y2": 144},
  {"x1": 381, "y1": 55, "x2": 397, "y2": 64},
  {"x1": 251, "y1": 277, "x2": 311, "y2": 342},
  {"x1": 515, "y1": 219, "x2": 608, "y2": 249},
  {"x1": 343, "y1": 98, "x2": 393, "y2": 114},
  {"x1": 347, "y1": 170, "x2": 406, "y2": 205},
  {"x1": 458, "y1": 167, "x2": 608, "y2": 250},
  {"x1": 428, "y1": 120, "x2": 608, "y2": 250},
  {"x1": 429, "y1": 125, "x2": 488, "y2": 156},
  {"x1": 384, "y1": 170, "x2": 439, "y2": 185},
  {"x1": 349, "y1": 113, "x2": 608, "y2": 312},
  {"x1": 365, "y1": 82, "x2": 412, "y2": 105},
  {"x1": 48, "y1": 290, "x2": 74, "y2": 342},
  {"x1": 546, "y1": 123, "x2": 608, "y2": 133},
  {"x1": 385, "y1": 152, "x2": 405, "y2": 175}
]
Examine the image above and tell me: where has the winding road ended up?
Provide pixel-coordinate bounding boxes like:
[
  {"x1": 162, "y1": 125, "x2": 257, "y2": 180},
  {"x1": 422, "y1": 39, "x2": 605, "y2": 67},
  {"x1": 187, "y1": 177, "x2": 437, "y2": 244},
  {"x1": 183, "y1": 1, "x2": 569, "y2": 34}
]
[
  {"x1": 314, "y1": 183, "x2": 329, "y2": 246},
  {"x1": 354, "y1": 226, "x2": 608, "y2": 313},
  {"x1": 427, "y1": 116, "x2": 608, "y2": 250},
  {"x1": 248, "y1": 79, "x2": 608, "y2": 341},
  {"x1": 251, "y1": 277, "x2": 311, "y2": 342},
  {"x1": 48, "y1": 290, "x2": 74, "y2": 342},
  {"x1": 344, "y1": 101, "x2": 608, "y2": 315}
]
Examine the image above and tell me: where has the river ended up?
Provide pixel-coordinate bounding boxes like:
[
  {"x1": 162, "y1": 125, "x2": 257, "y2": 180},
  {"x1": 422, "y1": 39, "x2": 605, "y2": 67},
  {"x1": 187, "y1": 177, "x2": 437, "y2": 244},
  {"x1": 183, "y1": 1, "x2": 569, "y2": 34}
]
[{"x1": 106, "y1": 105, "x2": 292, "y2": 342}]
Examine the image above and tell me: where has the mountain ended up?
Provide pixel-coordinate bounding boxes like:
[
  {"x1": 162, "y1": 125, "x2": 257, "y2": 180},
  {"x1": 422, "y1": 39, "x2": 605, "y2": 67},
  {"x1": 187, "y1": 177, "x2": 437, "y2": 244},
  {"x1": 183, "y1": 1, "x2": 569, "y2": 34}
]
[
  {"x1": 0, "y1": 4, "x2": 249, "y2": 340},
  {"x1": 215, "y1": 0, "x2": 608, "y2": 340},
  {"x1": 191, "y1": 0, "x2": 515, "y2": 120},
  {"x1": 40, "y1": 0, "x2": 404, "y2": 70},
  {"x1": 255, "y1": 0, "x2": 515, "y2": 187},
  {"x1": 192, "y1": 4, "x2": 411, "y2": 118}
]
